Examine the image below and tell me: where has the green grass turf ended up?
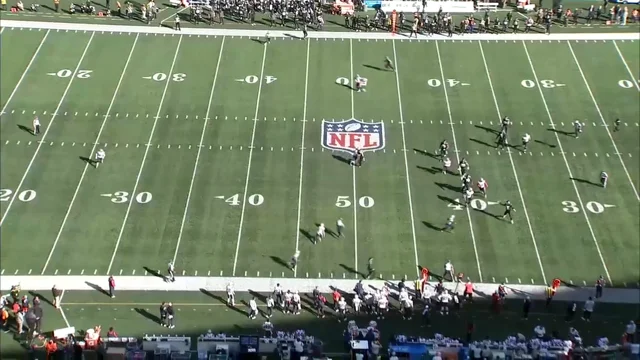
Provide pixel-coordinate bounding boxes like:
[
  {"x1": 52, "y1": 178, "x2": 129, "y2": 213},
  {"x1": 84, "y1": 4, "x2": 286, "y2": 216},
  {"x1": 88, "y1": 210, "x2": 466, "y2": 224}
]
[
  {"x1": 1, "y1": 289, "x2": 639, "y2": 358},
  {"x1": 0, "y1": 30, "x2": 639, "y2": 286},
  {"x1": 1, "y1": 0, "x2": 639, "y2": 33}
]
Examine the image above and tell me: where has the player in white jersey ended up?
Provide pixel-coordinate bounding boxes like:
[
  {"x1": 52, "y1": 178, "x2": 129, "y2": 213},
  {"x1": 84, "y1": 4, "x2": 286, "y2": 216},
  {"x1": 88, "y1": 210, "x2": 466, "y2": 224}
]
[
  {"x1": 463, "y1": 187, "x2": 474, "y2": 207},
  {"x1": 265, "y1": 295, "x2": 275, "y2": 318},
  {"x1": 377, "y1": 296, "x2": 388, "y2": 319},
  {"x1": 442, "y1": 157, "x2": 452, "y2": 174},
  {"x1": 477, "y1": 178, "x2": 488, "y2": 198},
  {"x1": 95, "y1": 149, "x2": 106, "y2": 168},
  {"x1": 289, "y1": 251, "x2": 300, "y2": 271},
  {"x1": 226, "y1": 282, "x2": 235, "y2": 306},
  {"x1": 248, "y1": 298, "x2": 258, "y2": 319},
  {"x1": 167, "y1": 261, "x2": 175, "y2": 282},
  {"x1": 284, "y1": 290, "x2": 293, "y2": 314},
  {"x1": 292, "y1": 291, "x2": 301, "y2": 314},
  {"x1": 600, "y1": 171, "x2": 608, "y2": 188},
  {"x1": 352, "y1": 296, "x2": 362, "y2": 313},
  {"x1": 336, "y1": 218, "x2": 345, "y2": 237},
  {"x1": 338, "y1": 297, "x2": 347, "y2": 321},
  {"x1": 355, "y1": 74, "x2": 367, "y2": 92},
  {"x1": 316, "y1": 223, "x2": 325, "y2": 243},
  {"x1": 574, "y1": 120, "x2": 584, "y2": 138},
  {"x1": 521, "y1": 133, "x2": 531, "y2": 152}
]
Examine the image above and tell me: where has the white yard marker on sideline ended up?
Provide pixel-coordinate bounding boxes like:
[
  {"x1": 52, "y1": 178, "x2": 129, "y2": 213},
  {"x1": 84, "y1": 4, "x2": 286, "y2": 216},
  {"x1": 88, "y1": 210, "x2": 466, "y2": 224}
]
[
  {"x1": 612, "y1": 41, "x2": 640, "y2": 92},
  {"x1": 40, "y1": 34, "x2": 141, "y2": 274},
  {"x1": 0, "y1": 30, "x2": 50, "y2": 121},
  {"x1": 58, "y1": 289, "x2": 71, "y2": 327},
  {"x1": 293, "y1": 39, "x2": 311, "y2": 278},
  {"x1": 232, "y1": 42, "x2": 268, "y2": 276},
  {"x1": 349, "y1": 38, "x2": 359, "y2": 274},
  {"x1": 567, "y1": 41, "x2": 639, "y2": 201},
  {"x1": 435, "y1": 41, "x2": 483, "y2": 282},
  {"x1": 522, "y1": 41, "x2": 612, "y2": 284},
  {"x1": 0, "y1": 32, "x2": 96, "y2": 227},
  {"x1": 392, "y1": 40, "x2": 420, "y2": 278},
  {"x1": 172, "y1": 38, "x2": 226, "y2": 265},
  {"x1": 106, "y1": 35, "x2": 184, "y2": 274},
  {"x1": 478, "y1": 42, "x2": 547, "y2": 284}
]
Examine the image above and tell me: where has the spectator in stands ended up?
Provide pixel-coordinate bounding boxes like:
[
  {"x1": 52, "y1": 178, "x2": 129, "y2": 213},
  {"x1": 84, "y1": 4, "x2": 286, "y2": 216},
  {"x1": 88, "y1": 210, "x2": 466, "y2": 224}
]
[
  {"x1": 625, "y1": 321, "x2": 636, "y2": 343},
  {"x1": 45, "y1": 339, "x2": 58, "y2": 360},
  {"x1": 582, "y1": 297, "x2": 595, "y2": 321},
  {"x1": 370, "y1": 339, "x2": 382, "y2": 360},
  {"x1": 432, "y1": 351, "x2": 442, "y2": 360},
  {"x1": 0, "y1": 307, "x2": 8, "y2": 332},
  {"x1": 293, "y1": 337, "x2": 304, "y2": 359},
  {"x1": 480, "y1": 345, "x2": 493, "y2": 359}
]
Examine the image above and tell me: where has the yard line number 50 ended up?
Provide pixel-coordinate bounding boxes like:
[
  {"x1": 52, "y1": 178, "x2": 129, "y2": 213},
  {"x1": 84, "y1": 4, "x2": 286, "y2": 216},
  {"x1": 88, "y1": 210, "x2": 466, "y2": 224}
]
[{"x1": 335, "y1": 196, "x2": 374, "y2": 208}]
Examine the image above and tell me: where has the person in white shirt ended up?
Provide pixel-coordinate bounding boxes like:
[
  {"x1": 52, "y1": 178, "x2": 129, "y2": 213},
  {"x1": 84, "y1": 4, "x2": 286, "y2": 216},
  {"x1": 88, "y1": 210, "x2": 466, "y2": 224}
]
[
  {"x1": 262, "y1": 320, "x2": 274, "y2": 337},
  {"x1": 316, "y1": 223, "x2": 325, "y2": 243},
  {"x1": 389, "y1": 352, "x2": 399, "y2": 360},
  {"x1": 265, "y1": 295, "x2": 275, "y2": 318},
  {"x1": 438, "y1": 292, "x2": 451, "y2": 315},
  {"x1": 377, "y1": 296, "x2": 388, "y2": 320},
  {"x1": 432, "y1": 352, "x2": 442, "y2": 360},
  {"x1": 226, "y1": 282, "x2": 235, "y2": 306},
  {"x1": 336, "y1": 218, "x2": 345, "y2": 237},
  {"x1": 166, "y1": 261, "x2": 175, "y2": 282},
  {"x1": 582, "y1": 297, "x2": 595, "y2": 321},
  {"x1": 442, "y1": 157, "x2": 452, "y2": 174},
  {"x1": 292, "y1": 291, "x2": 301, "y2": 315},
  {"x1": 443, "y1": 260, "x2": 454, "y2": 281},
  {"x1": 32, "y1": 117, "x2": 41, "y2": 135},
  {"x1": 522, "y1": 133, "x2": 531, "y2": 151},
  {"x1": 352, "y1": 296, "x2": 361, "y2": 313},
  {"x1": 95, "y1": 149, "x2": 106, "y2": 168},
  {"x1": 337, "y1": 297, "x2": 347, "y2": 321},
  {"x1": 625, "y1": 320, "x2": 636, "y2": 343},
  {"x1": 248, "y1": 298, "x2": 258, "y2": 319}
]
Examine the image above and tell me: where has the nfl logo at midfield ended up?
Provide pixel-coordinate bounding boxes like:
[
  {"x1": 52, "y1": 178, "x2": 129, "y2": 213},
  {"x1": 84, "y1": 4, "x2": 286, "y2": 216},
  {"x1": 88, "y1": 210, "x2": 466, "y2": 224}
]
[{"x1": 321, "y1": 119, "x2": 385, "y2": 153}]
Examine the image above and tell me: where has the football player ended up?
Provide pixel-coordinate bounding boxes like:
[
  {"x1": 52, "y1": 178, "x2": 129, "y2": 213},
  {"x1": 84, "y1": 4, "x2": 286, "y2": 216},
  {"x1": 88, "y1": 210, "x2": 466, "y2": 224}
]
[
  {"x1": 600, "y1": 171, "x2": 608, "y2": 188},
  {"x1": 573, "y1": 120, "x2": 583, "y2": 138},
  {"x1": 167, "y1": 261, "x2": 175, "y2": 282},
  {"x1": 436, "y1": 140, "x2": 449, "y2": 159},
  {"x1": 355, "y1": 74, "x2": 367, "y2": 92},
  {"x1": 521, "y1": 133, "x2": 531, "y2": 152},
  {"x1": 442, "y1": 215, "x2": 455, "y2": 232},
  {"x1": 316, "y1": 223, "x2": 325, "y2": 243},
  {"x1": 336, "y1": 218, "x2": 345, "y2": 237},
  {"x1": 95, "y1": 149, "x2": 106, "y2": 168},
  {"x1": 351, "y1": 148, "x2": 364, "y2": 166},
  {"x1": 477, "y1": 178, "x2": 488, "y2": 198},
  {"x1": 496, "y1": 129, "x2": 508, "y2": 150},
  {"x1": 459, "y1": 158, "x2": 469, "y2": 176},
  {"x1": 613, "y1": 118, "x2": 621, "y2": 132},
  {"x1": 264, "y1": 31, "x2": 271, "y2": 44},
  {"x1": 463, "y1": 187, "x2": 474, "y2": 207},
  {"x1": 501, "y1": 200, "x2": 515, "y2": 224},
  {"x1": 384, "y1": 56, "x2": 394, "y2": 71},
  {"x1": 442, "y1": 157, "x2": 452, "y2": 174},
  {"x1": 226, "y1": 282, "x2": 235, "y2": 306},
  {"x1": 461, "y1": 173, "x2": 472, "y2": 190},
  {"x1": 289, "y1": 251, "x2": 300, "y2": 271},
  {"x1": 501, "y1": 116, "x2": 511, "y2": 134}
]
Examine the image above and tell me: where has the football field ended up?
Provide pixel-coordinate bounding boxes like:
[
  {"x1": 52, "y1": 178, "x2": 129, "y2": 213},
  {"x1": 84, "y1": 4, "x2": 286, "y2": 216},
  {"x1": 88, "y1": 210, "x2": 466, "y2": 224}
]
[{"x1": 1, "y1": 22, "x2": 639, "y2": 288}]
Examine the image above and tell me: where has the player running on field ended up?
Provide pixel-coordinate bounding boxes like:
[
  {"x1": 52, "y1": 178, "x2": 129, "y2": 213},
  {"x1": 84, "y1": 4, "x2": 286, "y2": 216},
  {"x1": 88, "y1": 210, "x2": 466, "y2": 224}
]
[
  {"x1": 436, "y1": 140, "x2": 449, "y2": 160},
  {"x1": 500, "y1": 116, "x2": 511, "y2": 134},
  {"x1": 463, "y1": 187, "x2": 474, "y2": 207},
  {"x1": 336, "y1": 218, "x2": 345, "y2": 237},
  {"x1": 459, "y1": 158, "x2": 469, "y2": 176},
  {"x1": 95, "y1": 149, "x2": 106, "y2": 168},
  {"x1": 573, "y1": 120, "x2": 583, "y2": 138},
  {"x1": 521, "y1": 133, "x2": 531, "y2": 152},
  {"x1": 600, "y1": 171, "x2": 608, "y2": 188},
  {"x1": 384, "y1": 56, "x2": 394, "y2": 71},
  {"x1": 289, "y1": 251, "x2": 300, "y2": 271},
  {"x1": 501, "y1": 200, "x2": 515, "y2": 224},
  {"x1": 442, "y1": 215, "x2": 455, "y2": 232},
  {"x1": 442, "y1": 157, "x2": 452, "y2": 174},
  {"x1": 477, "y1": 178, "x2": 488, "y2": 198},
  {"x1": 315, "y1": 223, "x2": 325, "y2": 243},
  {"x1": 496, "y1": 129, "x2": 508, "y2": 150},
  {"x1": 354, "y1": 74, "x2": 367, "y2": 92},
  {"x1": 613, "y1": 118, "x2": 621, "y2": 132}
]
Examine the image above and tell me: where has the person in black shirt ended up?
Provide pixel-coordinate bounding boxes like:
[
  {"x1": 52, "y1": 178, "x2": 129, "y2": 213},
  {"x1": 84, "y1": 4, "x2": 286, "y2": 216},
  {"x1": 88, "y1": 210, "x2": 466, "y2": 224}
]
[
  {"x1": 501, "y1": 200, "x2": 515, "y2": 224},
  {"x1": 522, "y1": 297, "x2": 531, "y2": 319},
  {"x1": 160, "y1": 302, "x2": 167, "y2": 327}
]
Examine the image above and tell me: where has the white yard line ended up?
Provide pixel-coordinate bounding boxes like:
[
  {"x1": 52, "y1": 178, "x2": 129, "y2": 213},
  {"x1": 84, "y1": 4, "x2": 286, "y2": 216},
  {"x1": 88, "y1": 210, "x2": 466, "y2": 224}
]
[
  {"x1": 391, "y1": 40, "x2": 420, "y2": 278},
  {"x1": 172, "y1": 37, "x2": 226, "y2": 265},
  {"x1": 40, "y1": 35, "x2": 141, "y2": 275},
  {"x1": 522, "y1": 41, "x2": 612, "y2": 284},
  {"x1": 0, "y1": 30, "x2": 50, "y2": 120},
  {"x1": 58, "y1": 289, "x2": 71, "y2": 327},
  {"x1": 434, "y1": 41, "x2": 483, "y2": 282},
  {"x1": 566, "y1": 41, "x2": 639, "y2": 201},
  {"x1": 478, "y1": 42, "x2": 547, "y2": 284},
  {"x1": 0, "y1": 33, "x2": 95, "y2": 227},
  {"x1": 293, "y1": 39, "x2": 311, "y2": 278},
  {"x1": 612, "y1": 41, "x2": 640, "y2": 91},
  {"x1": 349, "y1": 38, "x2": 359, "y2": 275},
  {"x1": 106, "y1": 35, "x2": 184, "y2": 274},
  {"x1": 231, "y1": 43, "x2": 268, "y2": 276},
  {"x1": 160, "y1": 6, "x2": 188, "y2": 25}
]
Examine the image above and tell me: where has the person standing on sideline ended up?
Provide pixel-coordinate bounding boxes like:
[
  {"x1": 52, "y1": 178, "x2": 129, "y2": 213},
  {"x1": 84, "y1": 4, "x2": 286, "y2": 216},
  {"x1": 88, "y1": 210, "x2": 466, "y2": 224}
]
[
  {"x1": 595, "y1": 275, "x2": 605, "y2": 298},
  {"x1": 366, "y1": 257, "x2": 375, "y2": 279},
  {"x1": 248, "y1": 298, "x2": 258, "y2": 319},
  {"x1": 582, "y1": 297, "x2": 595, "y2": 321},
  {"x1": 32, "y1": 117, "x2": 41, "y2": 135},
  {"x1": 443, "y1": 260, "x2": 454, "y2": 282},
  {"x1": 336, "y1": 218, "x2": 345, "y2": 237},
  {"x1": 265, "y1": 295, "x2": 274, "y2": 319},
  {"x1": 108, "y1": 276, "x2": 116, "y2": 298},
  {"x1": 174, "y1": 15, "x2": 181, "y2": 31},
  {"x1": 166, "y1": 302, "x2": 175, "y2": 328},
  {"x1": 167, "y1": 261, "x2": 175, "y2": 282},
  {"x1": 522, "y1": 296, "x2": 531, "y2": 319},
  {"x1": 52, "y1": 285, "x2": 62, "y2": 309},
  {"x1": 159, "y1": 302, "x2": 168, "y2": 327},
  {"x1": 463, "y1": 280, "x2": 474, "y2": 301},
  {"x1": 565, "y1": 302, "x2": 577, "y2": 322},
  {"x1": 625, "y1": 320, "x2": 636, "y2": 343}
]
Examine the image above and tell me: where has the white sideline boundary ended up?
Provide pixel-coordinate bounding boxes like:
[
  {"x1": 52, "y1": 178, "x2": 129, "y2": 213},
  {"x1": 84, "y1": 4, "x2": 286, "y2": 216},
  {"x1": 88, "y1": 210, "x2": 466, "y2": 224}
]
[
  {"x1": 1, "y1": 20, "x2": 639, "y2": 41},
  {"x1": 1, "y1": 275, "x2": 639, "y2": 304}
]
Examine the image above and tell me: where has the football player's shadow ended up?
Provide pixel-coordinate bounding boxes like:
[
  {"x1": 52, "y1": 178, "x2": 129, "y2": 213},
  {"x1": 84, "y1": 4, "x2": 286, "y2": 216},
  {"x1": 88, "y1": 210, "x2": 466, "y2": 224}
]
[{"x1": 332, "y1": 154, "x2": 351, "y2": 165}]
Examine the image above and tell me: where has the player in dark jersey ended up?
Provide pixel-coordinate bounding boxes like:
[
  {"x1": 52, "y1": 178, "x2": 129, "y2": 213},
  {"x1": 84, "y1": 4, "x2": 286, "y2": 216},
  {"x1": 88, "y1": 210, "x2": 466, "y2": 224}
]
[
  {"x1": 436, "y1": 140, "x2": 449, "y2": 160},
  {"x1": 384, "y1": 56, "x2": 394, "y2": 71},
  {"x1": 600, "y1": 171, "x2": 608, "y2": 188},
  {"x1": 366, "y1": 257, "x2": 375, "y2": 279},
  {"x1": 501, "y1": 117, "x2": 511, "y2": 134},
  {"x1": 496, "y1": 130, "x2": 508, "y2": 150},
  {"x1": 501, "y1": 200, "x2": 515, "y2": 224},
  {"x1": 613, "y1": 118, "x2": 621, "y2": 132}
]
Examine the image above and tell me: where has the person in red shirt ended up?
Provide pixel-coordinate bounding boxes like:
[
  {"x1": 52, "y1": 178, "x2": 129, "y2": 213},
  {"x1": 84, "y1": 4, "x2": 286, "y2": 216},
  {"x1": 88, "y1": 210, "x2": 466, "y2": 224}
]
[
  {"x1": 107, "y1": 327, "x2": 118, "y2": 338},
  {"x1": 492, "y1": 291, "x2": 501, "y2": 314},
  {"x1": 463, "y1": 281, "x2": 474, "y2": 301},
  {"x1": 552, "y1": 278, "x2": 561, "y2": 291},
  {"x1": 45, "y1": 340, "x2": 58, "y2": 360},
  {"x1": 332, "y1": 290, "x2": 340, "y2": 311}
]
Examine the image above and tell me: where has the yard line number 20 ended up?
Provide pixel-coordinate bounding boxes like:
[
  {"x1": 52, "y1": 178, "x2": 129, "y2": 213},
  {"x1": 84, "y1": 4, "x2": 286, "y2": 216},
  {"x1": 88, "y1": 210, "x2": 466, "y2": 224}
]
[{"x1": 0, "y1": 189, "x2": 37, "y2": 202}]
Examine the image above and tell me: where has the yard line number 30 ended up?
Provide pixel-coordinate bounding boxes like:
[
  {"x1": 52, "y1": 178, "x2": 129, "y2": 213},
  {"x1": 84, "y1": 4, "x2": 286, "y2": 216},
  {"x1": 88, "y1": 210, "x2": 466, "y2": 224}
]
[{"x1": 561, "y1": 200, "x2": 608, "y2": 214}]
